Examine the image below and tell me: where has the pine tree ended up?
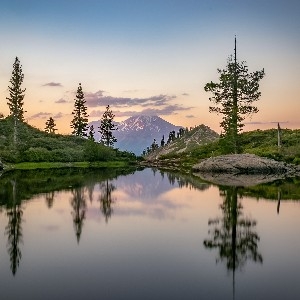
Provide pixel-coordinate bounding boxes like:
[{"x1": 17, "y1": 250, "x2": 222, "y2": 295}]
[
  {"x1": 161, "y1": 135, "x2": 165, "y2": 147},
  {"x1": 70, "y1": 83, "x2": 89, "y2": 137},
  {"x1": 88, "y1": 125, "x2": 95, "y2": 142},
  {"x1": 45, "y1": 117, "x2": 57, "y2": 133},
  {"x1": 99, "y1": 105, "x2": 117, "y2": 147},
  {"x1": 204, "y1": 38, "x2": 265, "y2": 153},
  {"x1": 6, "y1": 57, "x2": 26, "y2": 145}
]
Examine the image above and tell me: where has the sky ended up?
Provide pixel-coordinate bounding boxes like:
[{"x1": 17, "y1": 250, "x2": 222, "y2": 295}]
[{"x1": 0, "y1": 0, "x2": 299, "y2": 134}]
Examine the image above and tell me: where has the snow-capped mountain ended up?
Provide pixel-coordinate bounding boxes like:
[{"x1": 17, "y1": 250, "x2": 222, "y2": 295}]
[{"x1": 89, "y1": 115, "x2": 182, "y2": 155}]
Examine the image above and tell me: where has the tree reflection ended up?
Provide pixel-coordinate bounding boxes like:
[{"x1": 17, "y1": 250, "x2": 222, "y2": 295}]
[
  {"x1": 45, "y1": 191, "x2": 55, "y2": 208},
  {"x1": 99, "y1": 180, "x2": 116, "y2": 223},
  {"x1": 277, "y1": 189, "x2": 281, "y2": 214},
  {"x1": 86, "y1": 183, "x2": 95, "y2": 204},
  {"x1": 5, "y1": 180, "x2": 23, "y2": 276},
  {"x1": 204, "y1": 186, "x2": 263, "y2": 297},
  {"x1": 70, "y1": 187, "x2": 87, "y2": 243}
]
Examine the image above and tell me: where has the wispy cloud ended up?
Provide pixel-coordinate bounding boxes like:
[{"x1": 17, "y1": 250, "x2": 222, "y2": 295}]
[
  {"x1": 28, "y1": 112, "x2": 51, "y2": 120},
  {"x1": 90, "y1": 104, "x2": 192, "y2": 118},
  {"x1": 245, "y1": 121, "x2": 289, "y2": 125},
  {"x1": 186, "y1": 114, "x2": 195, "y2": 118},
  {"x1": 42, "y1": 82, "x2": 63, "y2": 87},
  {"x1": 55, "y1": 98, "x2": 68, "y2": 104},
  {"x1": 53, "y1": 112, "x2": 64, "y2": 119},
  {"x1": 85, "y1": 91, "x2": 176, "y2": 108},
  {"x1": 123, "y1": 89, "x2": 140, "y2": 93},
  {"x1": 182, "y1": 93, "x2": 189, "y2": 96}
]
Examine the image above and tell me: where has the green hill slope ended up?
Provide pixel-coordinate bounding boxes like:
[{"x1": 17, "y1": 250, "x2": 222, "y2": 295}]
[
  {"x1": 0, "y1": 117, "x2": 135, "y2": 164},
  {"x1": 146, "y1": 124, "x2": 219, "y2": 160},
  {"x1": 144, "y1": 127, "x2": 300, "y2": 171}
]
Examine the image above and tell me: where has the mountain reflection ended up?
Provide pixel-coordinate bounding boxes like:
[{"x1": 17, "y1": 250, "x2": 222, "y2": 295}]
[{"x1": 117, "y1": 168, "x2": 210, "y2": 201}]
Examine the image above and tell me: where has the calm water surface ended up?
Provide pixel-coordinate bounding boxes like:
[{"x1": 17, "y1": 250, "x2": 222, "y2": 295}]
[{"x1": 0, "y1": 168, "x2": 300, "y2": 300}]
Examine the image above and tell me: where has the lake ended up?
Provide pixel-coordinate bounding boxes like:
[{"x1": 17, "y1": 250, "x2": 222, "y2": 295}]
[{"x1": 0, "y1": 167, "x2": 300, "y2": 300}]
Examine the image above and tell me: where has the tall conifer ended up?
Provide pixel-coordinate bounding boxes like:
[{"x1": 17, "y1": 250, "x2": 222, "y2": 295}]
[
  {"x1": 6, "y1": 57, "x2": 26, "y2": 145},
  {"x1": 204, "y1": 38, "x2": 265, "y2": 153},
  {"x1": 99, "y1": 105, "x2": 117, "y2": 147},
  {"x1": 70, "y1": 83, "x2": 89, "y2": 137},
  {"x1": 45, "y1": 117, "x2": 57, "y2": 133}
]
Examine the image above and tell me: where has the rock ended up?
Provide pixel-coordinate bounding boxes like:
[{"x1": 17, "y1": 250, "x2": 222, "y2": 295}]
[
  {"x1": 192, "y1": 154, "x2": 298, "y2": 175},
  {"x1": 193, "y1": 172, "x2": 286, "y2": 187}
]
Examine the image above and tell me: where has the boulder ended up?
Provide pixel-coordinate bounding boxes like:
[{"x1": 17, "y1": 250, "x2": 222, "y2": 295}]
[{"x1": 192, "y1": 154, "x2": 298, "y2": 175}]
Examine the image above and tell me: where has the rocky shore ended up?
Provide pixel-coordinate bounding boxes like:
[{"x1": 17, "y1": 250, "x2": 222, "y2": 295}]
[
  {"x1": 192, "y1": 154, "x2": 300, "y2": 186},
  {"x1": 192, "y1": 154, "x2": 299, "y2": 175}
]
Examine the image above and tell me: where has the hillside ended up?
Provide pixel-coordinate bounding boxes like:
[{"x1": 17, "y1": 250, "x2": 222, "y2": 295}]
[
  {"x1": 0, "y1": 117, "x2": 135, "y2": 164},
  {"x1": 143, "y1": 128, "x2": 300, "y2": 171},
  {"x1": 146, "y1": 124, "x2": 219, "y2": 160}
]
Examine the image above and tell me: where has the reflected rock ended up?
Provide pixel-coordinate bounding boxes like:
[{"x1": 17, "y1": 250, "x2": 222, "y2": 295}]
[{"x1": 193, "y1": 172, "x2": 286, "y2": 187}]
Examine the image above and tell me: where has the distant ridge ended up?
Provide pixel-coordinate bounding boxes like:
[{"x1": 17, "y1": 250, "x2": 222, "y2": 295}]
[
  {"x1": 145, "y1": 124, "x2": 219, "y2": 159},
  {"x1": 89, "y1": 115, "x2": 182, "y2": 154}
]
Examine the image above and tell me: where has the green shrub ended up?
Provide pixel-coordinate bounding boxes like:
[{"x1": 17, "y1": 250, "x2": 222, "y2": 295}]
[
  {"x1": 0, "y1": 149, "x2": 22, "y2": 163},
  {"x1": 23, "y1": 147, "x2": 51, "y2": 162},
  {"x1": 84, "y1": 141, "x2": 115, "y2": 162}
]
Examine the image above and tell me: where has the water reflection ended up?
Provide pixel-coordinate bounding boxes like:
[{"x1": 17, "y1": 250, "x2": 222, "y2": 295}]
[
  {"x1": 5, "y1": 180, "x2": 23, "y2": 276},
  {"x1": 277, "y1": 189, "x2": 281, "y2": 214},
  {"x1": 204, "y1": 186, "x2": 263, "y2": 298},
  {"x1": 0, "y1": 167, "x2": 133, "y2": 274},
  {"x1": 45, "y1": 191, "x2": 55, "y2": 208},
  {"x1": 99, "y1": 180, "x2": 116, "y2": 223},
  {"x1": 71, "y1": 187, "x2": 87, "y2": 243},
  {"x1": 0, "y1": 166, "x2": 299, "y2": 293}
]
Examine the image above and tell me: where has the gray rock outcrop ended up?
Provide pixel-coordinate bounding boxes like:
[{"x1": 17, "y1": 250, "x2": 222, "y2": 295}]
[
  {"x1": 192, "y1": 154, "x2": 300, "y2": 187},
  {"x1": 192, "y1": 154, "x2": 299, "y2": 175}
]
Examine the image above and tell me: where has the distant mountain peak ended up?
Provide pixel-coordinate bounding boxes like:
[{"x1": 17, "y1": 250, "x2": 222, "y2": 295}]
[
  {"x1": 117, "y1": 115, "x2": 179, "y2": 134},
  {"x1": 88, "y1": 114, "x2": 182, "y2": 154}
]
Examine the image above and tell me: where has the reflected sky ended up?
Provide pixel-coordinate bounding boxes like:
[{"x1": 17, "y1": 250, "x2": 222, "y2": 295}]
[{"x1": 0, "y1": 169, "x2": 300, "y2": 299}]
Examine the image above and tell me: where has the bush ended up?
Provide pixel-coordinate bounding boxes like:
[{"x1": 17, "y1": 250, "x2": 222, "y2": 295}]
[
  {"x1": 84, "y1": 141, "x2": 116, "y2": 162},
  {"x1": 0, "y1": 149, "x2": 22, "y2": 163},
  {"x1": 50, "y1": 148, "x2": 84, "y2": 162},
  {"x1": 23, "y1": 147, "x2": 51, "y2": 162}
]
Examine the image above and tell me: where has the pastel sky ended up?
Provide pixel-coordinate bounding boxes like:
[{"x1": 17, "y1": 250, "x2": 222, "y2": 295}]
[{"x1": 0, "y1": 0, "x2": 299, "y2": 134}]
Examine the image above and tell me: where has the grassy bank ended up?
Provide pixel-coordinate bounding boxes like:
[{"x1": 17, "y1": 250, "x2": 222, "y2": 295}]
[
  {"x1": 0, "y1": 117, "x2": 138, "y2": 169},
  {"x1": 2, "y1": 160, "x2": 134, "y2": 171}
]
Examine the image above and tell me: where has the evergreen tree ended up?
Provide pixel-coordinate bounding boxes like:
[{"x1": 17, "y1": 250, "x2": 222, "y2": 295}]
[
  {"x1": 178, "y1": 128, "x2": 184, "y2": 137},
  {"x1": 88, "y1": 125, "x2": 95, "y2": 142},
  {"x1": 45, "y1": 117, "x2": 57, "y2": 133},
  {"x1": 99, "y1": 105, "x2": 117, "y2": 147},
  {"x1": 151, "y1": 139, "x2": 158, "y2": 151},
  {"x1": 70, "y1": 83, "x2": 89, "y2": 137},
  {"x1": 161, "y1": 135, "x2": 165, "y2": 147},
  {"x1": 6, "y1": 57, "x2": 26, "y2": 145},
  {"x1": 204, "y1": 38, "x2": 265, "y2": 153}
]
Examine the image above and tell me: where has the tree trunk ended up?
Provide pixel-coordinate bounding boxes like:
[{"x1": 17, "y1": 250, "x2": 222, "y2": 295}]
[
  {"x1": 277, "y1": 122, "x2": 281, "y2": 149},
  {"x1": 232, "y1": 37, "x2": 238, "y2": 154},
  {"x1": 13, "y1": 117, "x2": 17, "y2": 146}
]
